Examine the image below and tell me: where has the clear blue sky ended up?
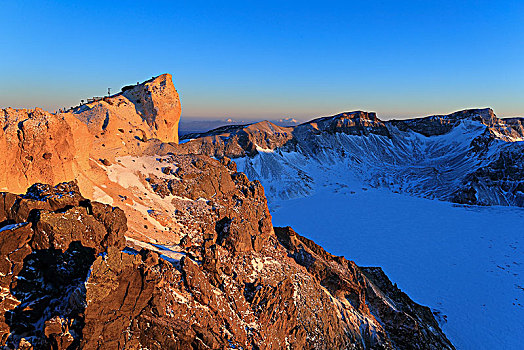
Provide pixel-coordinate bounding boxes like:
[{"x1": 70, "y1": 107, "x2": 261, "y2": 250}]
[{"x1": 1, "y1": 0, "x2": 523, "y2": 121}]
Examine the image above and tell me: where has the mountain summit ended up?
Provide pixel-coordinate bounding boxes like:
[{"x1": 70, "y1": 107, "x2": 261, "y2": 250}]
[{"x1": 0, "y1": 74, "x2": 181, "y2": 194}]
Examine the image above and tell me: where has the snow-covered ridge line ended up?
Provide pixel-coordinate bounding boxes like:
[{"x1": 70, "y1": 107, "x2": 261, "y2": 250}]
[{"x1": 179, "y1": 108, "x2": 524, "y2": 207}]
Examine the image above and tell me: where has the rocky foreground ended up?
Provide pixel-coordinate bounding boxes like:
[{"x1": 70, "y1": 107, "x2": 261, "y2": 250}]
[
  {"x1": 0, "y1": 74, "x2": 456, "y2": 349},
  {"x1": 0, "y1": 175, "x2": 453, "y2": 349}
]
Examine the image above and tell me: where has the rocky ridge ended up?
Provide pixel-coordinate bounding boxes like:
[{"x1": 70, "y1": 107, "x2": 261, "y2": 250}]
[{"x1": 0, "y1": 173, "x2": 453, "y2": 349}]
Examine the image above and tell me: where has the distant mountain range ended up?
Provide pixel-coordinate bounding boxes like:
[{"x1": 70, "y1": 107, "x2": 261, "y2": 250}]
[
  {"x1": 179, "y1": 116, "x2": 301, "y2": 136},
  {"x1": 181, "y1": 108, "x2": 524, "y2": 207}
]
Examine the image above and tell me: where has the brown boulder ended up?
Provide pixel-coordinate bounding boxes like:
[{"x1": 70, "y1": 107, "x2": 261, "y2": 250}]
[{"x1": 0, "y1": 181, "x2": 127, "y2": 348}]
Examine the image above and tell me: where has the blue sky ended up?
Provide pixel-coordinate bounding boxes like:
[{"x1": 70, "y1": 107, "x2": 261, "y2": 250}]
[{"x1": 1, "y1": 0, "x2": 523, "y2": 120}]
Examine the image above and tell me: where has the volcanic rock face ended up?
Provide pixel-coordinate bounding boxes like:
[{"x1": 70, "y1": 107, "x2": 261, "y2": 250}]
[
  {"x1": 0, "y1": 74, "x2": 181, "y2": 194},
  {"x1": 0, "y1": 182, "x2": 126, "y2": 348},
  {"x1": 121, "y1": 74, "x2": 181, "y2": 143},
  {"x1": 72, "y1": 73, "x2": 181, "y2": 145},
  {"x1": 0, "y1": 107, "x2": 92, "y2": 194}
]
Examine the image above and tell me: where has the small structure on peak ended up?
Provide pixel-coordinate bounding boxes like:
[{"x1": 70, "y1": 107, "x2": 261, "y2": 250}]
[{"x1": 87, "y1": 97, "x2": 103, "y2": 103}]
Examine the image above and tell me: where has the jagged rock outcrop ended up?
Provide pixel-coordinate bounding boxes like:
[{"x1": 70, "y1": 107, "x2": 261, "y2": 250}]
[
  {"x1": 275, "y1": 226, "x2": 453, "y2": 350},
  {"x1": 0, "y1": 182, "x2": 126, "y2": 349},
  {"x1": 73, "y1": 74, "x2": 180, "y2": 146},
  {"x1": 144, "y1": 153, "x2": 273, "y2": 254},
  {"x1": 0, "y1": 170, "x2": 454, "y2": 349},
  {"x1": 120, "y1": 74, "x2": 181, "y2": 143}
]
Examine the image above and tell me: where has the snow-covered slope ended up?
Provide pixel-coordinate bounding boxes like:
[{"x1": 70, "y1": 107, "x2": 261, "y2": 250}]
[{"x1": 237, "y1": 118, "x2": 484, "y2": 202}]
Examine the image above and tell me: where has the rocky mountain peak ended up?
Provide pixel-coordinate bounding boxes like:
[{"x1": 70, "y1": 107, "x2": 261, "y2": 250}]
[
  {"x1": 434, "y1": 108, "x2": 498, "y2": 126},
  {"x1": 281, "y1": 110, "x2": 388, "y2": 139},
  {"x1": 120, "y1": 73, "x2": 181, "y2": 143},
  {"x1": 391, "y1": 108, "x2": 500, "y2": 137},
  {"x1": 72, "y1": 73, "x2": 181, "y2": 145},
  {"x1": 0, "y1": 74, "x2": 182, "y2": 194}
]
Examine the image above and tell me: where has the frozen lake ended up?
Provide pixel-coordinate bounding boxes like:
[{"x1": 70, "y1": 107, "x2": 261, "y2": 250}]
[{"x1": 270, "y1": 187, "x2": 524, "y2": 350}]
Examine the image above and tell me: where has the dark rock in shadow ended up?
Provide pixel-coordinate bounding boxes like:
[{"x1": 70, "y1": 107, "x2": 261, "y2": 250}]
[{"x1": 5, "y1": 242, "x2": 95, "y2": 349}]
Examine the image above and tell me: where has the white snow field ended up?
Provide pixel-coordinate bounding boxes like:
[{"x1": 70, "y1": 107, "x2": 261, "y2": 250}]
[{"x1": 270, "y1": 186, "x2": 524, "y2": 350}]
